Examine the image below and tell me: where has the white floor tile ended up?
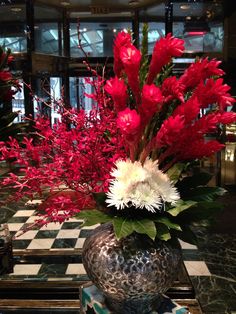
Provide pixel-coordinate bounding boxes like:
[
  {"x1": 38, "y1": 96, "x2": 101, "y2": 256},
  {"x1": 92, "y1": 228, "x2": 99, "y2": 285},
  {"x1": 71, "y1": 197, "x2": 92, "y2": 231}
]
[
  {"x1": 179, "y1": 239, "x2": 198, "y2": 250},
  {"x1": 56, "y1": 229, "x2": 81, "y2": 238},
  {"x1": 40, "y1": 222, "x2": 61, "y2": 230},
  {"x1": 66, "y1": 263, "x2": 86, "y2": 275},
  {"x1": 27, "y1": 238, "x2": 54, "y2": 250},
  {"x1": 12, "y1": 264, "x2": 41, "y2": 275},
  {"x1": 14, "y1": 230, "x2": 38, "y2": 239},
  {"x1": 8, "y1": 223, "x2": 24, "y2": 232},
  {"x1": 13, "y1": 210, "x2": 35, "y2": 217},
  {"x1": 75, "y1": 238, "x2": 86, "y2": 248},
  {"x1": 184, "y1": 261, "x2": 211, "y2": 276}
]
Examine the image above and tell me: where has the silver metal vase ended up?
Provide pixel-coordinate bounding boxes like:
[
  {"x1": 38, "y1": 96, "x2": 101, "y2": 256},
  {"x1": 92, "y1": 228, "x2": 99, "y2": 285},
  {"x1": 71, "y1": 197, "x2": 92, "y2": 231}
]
[{"x1": 82, "y1": 222, "x2": 182, "y2": 314}]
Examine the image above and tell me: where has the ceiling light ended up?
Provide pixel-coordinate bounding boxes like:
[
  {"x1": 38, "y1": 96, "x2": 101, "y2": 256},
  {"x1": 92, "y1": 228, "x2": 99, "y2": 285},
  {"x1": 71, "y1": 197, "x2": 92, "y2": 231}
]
[
  {"x1": 60, "y1": 0, "x2": 70, "y2": 6},
  {"x1": 10, "y1": 7, "x2": 22, "y2": 12},
  {"x1": 180, "y1": 4, "x2": 190, "y2": 10},
  {"x1": 129, "y1": 0, "x2": 139, "y2": 5},
  {"x1": 186, "y1": 16, "x2": 192, "y2": 20}
]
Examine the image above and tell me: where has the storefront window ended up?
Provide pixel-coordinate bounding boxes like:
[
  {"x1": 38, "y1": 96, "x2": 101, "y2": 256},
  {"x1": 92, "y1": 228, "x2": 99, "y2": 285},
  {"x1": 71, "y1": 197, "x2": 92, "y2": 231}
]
[
  {"x1": 70, "y1": 77, "x2": 94, "y2": 111},
  {"x1": 173, "y1": 1, "x2": 223, "y2": 53},
  {"x1": 35, "y1": 6, "x2": 62, "y2": 56},
  {"x1": 139, "y1": 22, "x2": 165, "y2": 53},
  {"x1": 0, "y1": 4, "x2": 26, "y2": 53},
  {"x1": 70, "y1": 22, "x2": 132, "y2": 58}
]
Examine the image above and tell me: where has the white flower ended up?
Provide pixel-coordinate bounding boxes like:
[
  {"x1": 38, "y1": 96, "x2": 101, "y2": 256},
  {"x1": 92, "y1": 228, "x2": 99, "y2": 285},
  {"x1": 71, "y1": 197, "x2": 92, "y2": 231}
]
[{"x1": 106, "y1": 158, "x2": 180, "y2": 213}]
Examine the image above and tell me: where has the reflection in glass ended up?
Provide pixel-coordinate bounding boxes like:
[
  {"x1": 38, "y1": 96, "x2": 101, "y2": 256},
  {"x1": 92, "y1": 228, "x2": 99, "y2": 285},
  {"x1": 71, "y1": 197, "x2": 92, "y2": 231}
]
[
  {"x1": 70, "y1": 22, "x2": 132, "y2": 57},
  {"x1": 0, "y1": 4, "x2": 26, "y2": 53},
  {"x1": 12, "y1": 79, "x2": 25, "y2": 122},
  {"x1": 35, "y1": 23, "x2": 60, "y2": 55},
  {"x1": 173, "y1": 1, "x2": 223, "y2": 53},
  {"x1": 139, "y1": 22, "x2": 165, "y2": 53},
  {"x1": 70, "y1": 77, "x2": 94, "y2": 111}
]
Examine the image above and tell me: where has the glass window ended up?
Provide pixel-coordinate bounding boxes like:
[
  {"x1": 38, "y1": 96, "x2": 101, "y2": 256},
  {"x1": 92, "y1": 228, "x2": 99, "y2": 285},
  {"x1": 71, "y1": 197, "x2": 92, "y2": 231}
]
[
  {"x1": 70, "y1": 77, "x2": 94, "y2": 111},
  {"x1": 0, "y1": 4, "x2": 26, "y2": 53},
  {"x1": 35, "y1": 6, "x2": 62, "y2": 56},
  {"x1": 12, "y1": 79, "x2": 25, "y2": 122},
  {"x1": 35, "y1": 22, "x2": 60, "y2": 55},
  {"x1": 139, "y1": 3, "x2": 165, "y2": 54},
  {"x1": 173, "y1": 1, "x2": 223, "y2": 53},
  {"x1": 70, "y1": 22, "x2": 132, "y2": 58},
  {"x1": 139, "y1": 22, "x2": 165, "y2": 54}
]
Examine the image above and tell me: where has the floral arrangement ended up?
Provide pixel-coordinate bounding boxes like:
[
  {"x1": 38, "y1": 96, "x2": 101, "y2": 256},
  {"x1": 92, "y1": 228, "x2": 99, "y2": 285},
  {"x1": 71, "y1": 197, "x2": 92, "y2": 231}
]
[{"x1": 1, "y1": 26, "x2": 236, "y2": 243}]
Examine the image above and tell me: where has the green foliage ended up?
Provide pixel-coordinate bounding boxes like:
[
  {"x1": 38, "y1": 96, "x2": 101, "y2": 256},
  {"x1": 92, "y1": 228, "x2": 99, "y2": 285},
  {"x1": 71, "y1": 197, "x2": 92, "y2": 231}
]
[
  {"x1": 167, "y1": 163, "x2": 187, "y2": 183},
  {"x1": 0, "y1": 111, "x2": 29, "y2": 142},
  {"x1": 139, "y1": 23, "x2": 149, "y2": 87},
  {"x1": 75, "y1": 209, "x2": 111, "y2": 226},
  {"x1": 76, "y1": 165, "x2": 226, "y2": 243},
  {"x1": 167, "y1": 200, "x2": 197, "y2": 216}
]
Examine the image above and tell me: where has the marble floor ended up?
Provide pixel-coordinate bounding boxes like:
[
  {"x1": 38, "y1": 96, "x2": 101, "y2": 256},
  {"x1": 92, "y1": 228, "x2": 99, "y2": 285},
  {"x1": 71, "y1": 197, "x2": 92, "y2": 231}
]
[{"x1": 0, "y1": 188, "x2": 235, "y2": 314}]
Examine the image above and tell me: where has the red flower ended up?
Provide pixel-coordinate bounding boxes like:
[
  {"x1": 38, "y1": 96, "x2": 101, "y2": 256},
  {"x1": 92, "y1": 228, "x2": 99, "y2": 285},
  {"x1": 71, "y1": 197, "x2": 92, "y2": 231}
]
[
  {"x1": 161, "y1": 76, "x2": 184, "y2": 103},
  {"x1": 194, "y1": 78, "x2": 235, "y2": 110},
  {"x1": 179, "y1": 58, "x2": 225, "y2": 91},
  {"x1": 139, "y1": 84, "x2": 163, "y2": 123},
  {"x1": 113, "y1": 31, "x2": 132, "y2": 77},
  {"x1": 217, "y1": 112, "x2": 236, "y2": 124},
  {"x1": 117, "y1": 108, "x2": 141, "y2": 136},
  {"x1": 104, "y1": 76, "x2": 128, "y2": 112},
  {"x1": 178, "y1": 139, "x2": 224, "y2": 161},
  {"x1": 147, "y1": 34, "x2": 184, "y2": 84},
  {"x1": 155, "y1": 115, "x2": 185, "y2": 148},
  {"x1": 172, "y1": 97, "x2": 200, "y2": 125},
  {"x1": 120, "y1": 44, "x2": 142, "y2": 101},
  {"x1": 0, "y1": 70, "x2": 12, "y2": 81}
]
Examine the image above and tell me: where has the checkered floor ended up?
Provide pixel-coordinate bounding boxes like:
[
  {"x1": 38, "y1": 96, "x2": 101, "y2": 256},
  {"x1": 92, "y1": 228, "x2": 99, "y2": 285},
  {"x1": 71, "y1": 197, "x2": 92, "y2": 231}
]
[{"x1": 2, "y1": 201, "x2": 211, "y2": 281}]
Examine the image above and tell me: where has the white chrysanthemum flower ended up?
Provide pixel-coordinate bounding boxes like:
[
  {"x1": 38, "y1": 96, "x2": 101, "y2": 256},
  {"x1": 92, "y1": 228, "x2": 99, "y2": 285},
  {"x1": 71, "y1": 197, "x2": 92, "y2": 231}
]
[
  {"x1": 106, "y1": 158, "x2": 180, "y2": 213},
  {"x1": 110, "y1": 159, "x2": 148, "y2": 185}
]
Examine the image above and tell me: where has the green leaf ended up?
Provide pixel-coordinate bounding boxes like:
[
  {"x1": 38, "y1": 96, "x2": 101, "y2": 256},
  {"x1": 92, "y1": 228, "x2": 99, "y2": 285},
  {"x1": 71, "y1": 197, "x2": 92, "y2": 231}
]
[
  {"x1": 155, "y1": 223, "x2": 171, "y2": 241},
  {"x1": 154, "y1": 217, "x2": 182, "y2": 231},
  {"x1": 92, "y1": 192, "x2": 107, "y2": 208},
  {"x1": 185, "y1": 186, "x2": 226, "y2": 202},
  {"x1": 75, "y1": 209, "x2": 111, "y2": 226},
  {"x1": 173, "y1": 226, "x2": 198, "y2": 245},
  {"x1": 177, "y1": 171, "x2": 212, "y2": 190},
  {"x1": 132, "y1": 219, "x2": 157, "y2": 240},
  {"x1": 167, "y1": 200, "x2": 197, "y2": 217},
  {"x1": 166, "y1": 163, "x2": 186, "y2": 183},
  {"x1": 176, "y1": 201, "x2": 223, "y2": 222},
  {"x1": 112, "y1": 217, "x2": 134, "y2": 239}
]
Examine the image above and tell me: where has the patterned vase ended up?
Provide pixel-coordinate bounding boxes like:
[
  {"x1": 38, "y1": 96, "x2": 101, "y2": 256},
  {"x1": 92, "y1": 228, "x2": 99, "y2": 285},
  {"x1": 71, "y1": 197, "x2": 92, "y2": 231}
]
[{"x1": 82, "y1": 222, "x2": 182, "y2": 314}]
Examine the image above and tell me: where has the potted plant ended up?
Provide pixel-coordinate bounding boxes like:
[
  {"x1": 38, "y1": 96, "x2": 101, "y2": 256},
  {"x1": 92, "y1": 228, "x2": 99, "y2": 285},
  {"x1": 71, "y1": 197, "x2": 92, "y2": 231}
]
[{"x1": 0, "y1": 26, "x2": 235, "y2": 313}]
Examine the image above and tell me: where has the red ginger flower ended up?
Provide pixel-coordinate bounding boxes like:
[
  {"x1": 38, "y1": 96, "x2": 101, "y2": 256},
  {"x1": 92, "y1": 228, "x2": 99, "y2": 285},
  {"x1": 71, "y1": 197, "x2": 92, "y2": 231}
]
[
  {"x1": 172, "y1": 96, "x2": 200, "y2": 125},
  {"x1": 147, "y1": 34, "x2": 184, "y2": 85},
  {"x1": 141, "y1": 84, "x2": 163, "y2": 106},
  {"x1": 104, "y1": 76, "x2": 128, "y2": 112},
  {"x1": 161, "y1": 76, "x2": 184, "y2": 103},
  {"x1": 177, "y1": 139, "x2": 224, "y2": 161},
  {"x1": 117, "y1": 108, "x2": 141, "y2": 136},
  {"x1": 194, "y1": 78, "x2": 235, "y2": 111},
  {"x1": 179, "y1": 58, "x2": 225, "y2": 91},
  {"x1": 217, "y1": 112, "x2": 236, "y2": 124},
  {"x1": 120, "y1": 44, "x2": 142, "y2": 102},
  {"x1": 155, "y1": 115, "x2": 185, "y2": 148},
  {"x1": 139, "y1": 84, "x2": 163, "y2": 123},
  {"x1": 113, "y1": 31, "x2": 132, "y2": 77},
  {"x1": 0, "y1": 71, "x2": 12, "y2": 81}
]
